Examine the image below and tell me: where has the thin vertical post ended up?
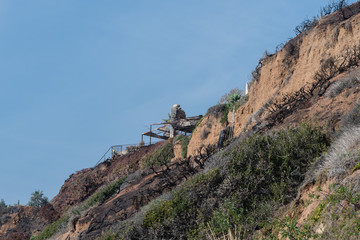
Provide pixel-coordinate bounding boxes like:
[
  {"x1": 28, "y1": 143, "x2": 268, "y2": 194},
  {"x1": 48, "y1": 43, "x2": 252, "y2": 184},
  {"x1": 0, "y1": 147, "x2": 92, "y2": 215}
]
[{"x1": 150, "y1": 125, "x2": 152, "y2": 145}]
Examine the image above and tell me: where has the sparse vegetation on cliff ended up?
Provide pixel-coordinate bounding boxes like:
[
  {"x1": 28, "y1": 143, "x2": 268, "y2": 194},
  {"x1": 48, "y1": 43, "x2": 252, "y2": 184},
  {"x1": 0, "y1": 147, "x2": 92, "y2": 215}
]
[
  {"x1": 175, "y1": 135, "x2": 191, "y2": 158},
  {"x1": 104, "y1": 123, "x2": 329, "y2": 239},
  {"x1": 0, "y1": 199, "x2": 6, "y2": 216},
  {"x1": 32, "y1": 176, "x2": 127, "y2": 240},
  {"x1": 71, "y1": 176, "x2": 127, "y2": 217},
  {"x1": 5, "y1": 2, "x2": 360, "y2": 240},
  {"x1": 205, "y1": 88, "x2": 249, "y2": 125},
  {"x1": 32, "y1": 215, "x2": 69, "y2": 240},
  {"x1": 141, "y1": 142, "x2": 175, "y2": 168}
]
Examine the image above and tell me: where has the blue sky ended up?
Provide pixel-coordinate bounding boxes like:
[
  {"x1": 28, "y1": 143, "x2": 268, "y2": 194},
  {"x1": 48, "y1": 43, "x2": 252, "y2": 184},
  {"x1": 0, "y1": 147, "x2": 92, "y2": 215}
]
[{"x1": 0, "y1": 0, "x2": 356, "y2": 205}]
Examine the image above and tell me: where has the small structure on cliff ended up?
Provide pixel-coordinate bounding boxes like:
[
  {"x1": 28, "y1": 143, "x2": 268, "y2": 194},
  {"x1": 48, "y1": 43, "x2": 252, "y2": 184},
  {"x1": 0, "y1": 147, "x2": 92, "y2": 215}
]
[{"x1": 142, "y1": 104, "x2": 202, "y2": 144}]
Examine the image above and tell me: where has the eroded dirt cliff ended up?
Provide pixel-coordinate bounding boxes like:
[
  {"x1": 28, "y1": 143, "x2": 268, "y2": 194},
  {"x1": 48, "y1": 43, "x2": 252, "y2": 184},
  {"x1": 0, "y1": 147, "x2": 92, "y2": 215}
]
[
  {"x1": 2, "y1": 2, "x2": 360, "y2": 240},
  {"x1": 187, "y1": 2, "x2": 360, "y2": 156}
]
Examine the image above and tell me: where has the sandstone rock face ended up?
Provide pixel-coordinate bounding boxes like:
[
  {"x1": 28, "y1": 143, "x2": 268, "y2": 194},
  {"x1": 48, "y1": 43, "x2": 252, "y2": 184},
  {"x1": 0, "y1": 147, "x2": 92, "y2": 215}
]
[
  {"x1": 172, "y1": 140, "x2": 183, "y2": 160},
  {"x1": 188, "y1": 4, "x2": 360, "y2": 155},
  {"x1": 187, "y1": 114, "x2": 224, "y2": 157}
]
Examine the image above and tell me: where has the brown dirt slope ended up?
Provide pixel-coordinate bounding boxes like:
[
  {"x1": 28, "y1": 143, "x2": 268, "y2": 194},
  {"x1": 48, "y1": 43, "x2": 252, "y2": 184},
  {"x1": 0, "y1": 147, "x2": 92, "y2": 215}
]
[
  {"x1": 51, "y1": 141, "x2": 165, "y2": 215},
  {"x1": 0, "y1": 204, "x2": 58, "y2": 240},
  {"x1": 0, "y1": 142, "x2": 165, "y2": 239},
  {"x1": 3, "y1": 2, "x2": 360, "y2": 240},
  {"x1": 54, "y1": 150, "x2": 213, "y2": 240}
]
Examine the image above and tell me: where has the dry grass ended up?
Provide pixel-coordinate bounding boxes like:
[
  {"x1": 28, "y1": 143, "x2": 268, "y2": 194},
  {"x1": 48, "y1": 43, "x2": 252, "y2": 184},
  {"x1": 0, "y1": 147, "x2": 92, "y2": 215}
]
[
  {"x1": 206, "y1": 224, "x2": 243, "y2": 240},
  {"x1": 316, "y1": 126, "x2": 360, "y2": 181},
  {"x1": 326, "y1": 68, "x2": 360, "y2": 98}
]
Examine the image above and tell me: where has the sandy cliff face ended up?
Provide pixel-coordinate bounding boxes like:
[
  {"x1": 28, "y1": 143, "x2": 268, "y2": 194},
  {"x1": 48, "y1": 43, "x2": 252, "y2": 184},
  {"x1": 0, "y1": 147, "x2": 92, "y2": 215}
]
[
  {"x1": 187, "y1": 3, "x2": 360, "y2": 157},
  {"x1": 187, "y1": 114, "x2": 224, "y2": 157},
  {"x1": 234, "y1": 5, "x2": 360, "y2": 134},
  {"x1": 3, "y1": 3, "x2": 360, "y2": 240}
]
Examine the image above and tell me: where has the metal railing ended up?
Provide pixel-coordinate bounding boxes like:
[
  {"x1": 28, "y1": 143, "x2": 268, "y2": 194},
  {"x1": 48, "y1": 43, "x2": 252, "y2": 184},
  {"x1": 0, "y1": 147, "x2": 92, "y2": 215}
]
[{"x1": 94, "y1": 142, "x2": 154, "y2": 167}]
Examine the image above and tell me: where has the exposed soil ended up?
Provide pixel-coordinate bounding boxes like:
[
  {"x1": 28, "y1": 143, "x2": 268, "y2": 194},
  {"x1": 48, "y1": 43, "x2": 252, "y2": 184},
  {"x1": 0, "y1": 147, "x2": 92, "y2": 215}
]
[
  {"x1": 0, "y1": 204, "x2": 58, "y2": 240},
  {"x1": 3, "y1": 2, "x2": 360, "y2": 240},
  {"x1": 55, "y1": 153, "x2": 213, "y2": 240},
  {"x1": 188, "y1": 4, "x2": 360, "y2": 153},
  {"x1": 51, "y1": 141, "x2": 165, "y2": 215}
]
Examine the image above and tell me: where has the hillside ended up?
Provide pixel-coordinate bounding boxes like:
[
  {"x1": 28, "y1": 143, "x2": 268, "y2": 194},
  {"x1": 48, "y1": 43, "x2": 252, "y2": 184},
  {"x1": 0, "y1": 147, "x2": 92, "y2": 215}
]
[{"x1": 1, "y1": 1, "x2": 360, "y2": 240}]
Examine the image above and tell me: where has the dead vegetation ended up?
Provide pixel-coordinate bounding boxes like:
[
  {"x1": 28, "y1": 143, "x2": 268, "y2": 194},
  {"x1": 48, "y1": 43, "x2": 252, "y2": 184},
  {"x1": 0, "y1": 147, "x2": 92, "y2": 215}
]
[
  {"x1": 264, "y1": 44, "x2": 360, "y2": 128},
  {"x1": 326, "y1": 68, "x2": 360, "y2": 98}
]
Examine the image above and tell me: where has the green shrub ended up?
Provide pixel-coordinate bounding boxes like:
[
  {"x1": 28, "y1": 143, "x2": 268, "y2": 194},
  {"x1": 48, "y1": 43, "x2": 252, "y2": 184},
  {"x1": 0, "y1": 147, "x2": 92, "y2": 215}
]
[
  {"x1": 141, "y1": 142, "x2": 174, "y2": 167},
  {"x1": 72, "y1": 176, "x2": 126, "y2": 216},
  {"x1": 174, "y1": 135, "x2": 190, "y2": 158},
  {"x1": 264, "y1": 184, "x2": 360, "y2": 239},
  {"x1": 277, "y1": 218, "x2": 318, "y2": 240},
  {"x1": 28, "y1": 190, "x2": 48, "y2": 207},
  {"x1": 100, "y1": 124, "x2": 328, "y2": 239},
  {"x1": 143, "y1": 169, "x2": 222, "y2": 230},
  {"x1": 190, "y1": 116, "x2": 205, "y2": 137},
  {"x1": 220, "y1": 94, "x2": 249, "y2": 125},
  {"x1": 32, "y1": 215, "x2": 69, "y2": 240},
  {"x1": 308, "y1": 185, "x2": 360, "y2": 238},
  {"x1": 218, "y1": 88, "x2": 243, "y2": 105},
  {"x1": 206, "y1": 88, "x2": 248, "y2": 125},
  {"x1": 227, "y1": 123, "x2": 328, "y2": 203},
  {"x1": 353, "y1": 161, "x2": 360, "y2": 173},
  {"x1": 86, "y1": 177, "x2": 125, "y2": 206},
  {"x1": 34, "y1": 177, "x2": 126, "y2": 240},
  {"x1": 0, "y1": 199, "x2": 6, "y2": 216},
  {"x1": 98, "y1": 230, "x2": 118, "y2": 240},
  {"x1": 135, "y1": 124, "x2": 329, "y2": 239}
]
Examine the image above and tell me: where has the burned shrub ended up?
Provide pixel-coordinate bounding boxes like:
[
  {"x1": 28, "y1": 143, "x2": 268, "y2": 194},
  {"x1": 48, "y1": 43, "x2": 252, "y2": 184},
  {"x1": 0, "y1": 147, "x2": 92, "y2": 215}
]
[
  {"x1": 250, "y1": 59, "x2": 263, "y2": 86},
  {"x1": 294, "y1": 18, "x2": 317, "y2": 36},
  {"x1": 206, "y1": 104, "x2": 226, "y2": 118},
  {"x1": 268, "y1": 45, "x2": 360, "y2": 118},
  {"x1": 315, "y1": 57, "x2": 338, "y2": 82},
  {"x1": 282, "y1": 38, "x2": 302, "y2": 69},
  {"x1": 201, "y1": 128, "x2": 210, "y2": 140},
  {"x1": 320, "y1": 0, "x2": 348, "y2": 19},
  {"x1": 275, "y1": 42, "x2": 285, "y2": 53},
  {"x1": 342, "y1": 21, "x2": 353, "y2": 33}
]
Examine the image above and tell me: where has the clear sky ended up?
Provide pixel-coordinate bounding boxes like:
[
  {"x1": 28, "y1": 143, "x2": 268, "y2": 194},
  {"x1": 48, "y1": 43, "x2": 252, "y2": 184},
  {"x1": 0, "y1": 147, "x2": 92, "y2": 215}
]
[{"x1": 0, "y1": 0, "x2": 356, "y2": 205}]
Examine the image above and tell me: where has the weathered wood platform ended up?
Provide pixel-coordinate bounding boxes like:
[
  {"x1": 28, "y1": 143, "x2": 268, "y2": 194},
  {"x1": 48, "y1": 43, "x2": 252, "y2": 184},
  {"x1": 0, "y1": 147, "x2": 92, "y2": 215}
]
[{"x1": 142, "y1": 115, "x2": 203, "y2": 141}]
